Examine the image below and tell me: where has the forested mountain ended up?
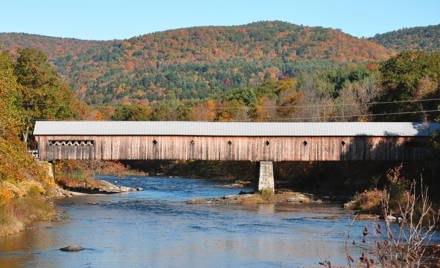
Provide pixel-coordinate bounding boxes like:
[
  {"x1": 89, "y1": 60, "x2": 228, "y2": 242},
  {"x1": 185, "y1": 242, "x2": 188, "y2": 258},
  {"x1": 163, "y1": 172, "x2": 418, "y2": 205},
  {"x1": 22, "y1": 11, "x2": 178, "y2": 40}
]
[
  {"x1": 0, "y1": 21, "x2": 392, "y2": 104},
  {"x1": 369, "y1": 24, "x2": 440, "y2": 52}
]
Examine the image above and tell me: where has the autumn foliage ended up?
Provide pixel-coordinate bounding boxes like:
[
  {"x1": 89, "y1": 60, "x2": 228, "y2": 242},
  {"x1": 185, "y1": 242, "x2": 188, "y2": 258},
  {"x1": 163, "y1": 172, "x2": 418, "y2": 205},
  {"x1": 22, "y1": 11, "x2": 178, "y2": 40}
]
[{"x1": 0, "y1": 21, "x2": 392, "y2": 104}]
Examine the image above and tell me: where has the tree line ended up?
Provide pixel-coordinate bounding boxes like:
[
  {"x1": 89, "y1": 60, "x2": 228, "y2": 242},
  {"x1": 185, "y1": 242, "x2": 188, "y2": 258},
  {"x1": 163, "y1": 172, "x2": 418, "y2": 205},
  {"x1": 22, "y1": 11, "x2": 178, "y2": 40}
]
[{"x1": 92, "y1": 50, "x2": 439, "y2": 123}]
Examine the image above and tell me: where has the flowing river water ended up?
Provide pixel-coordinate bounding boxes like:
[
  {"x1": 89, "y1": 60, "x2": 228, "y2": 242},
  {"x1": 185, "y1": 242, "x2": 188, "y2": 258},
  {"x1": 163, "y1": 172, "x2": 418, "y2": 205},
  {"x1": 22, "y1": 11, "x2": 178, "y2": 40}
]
[{"x1": 0, "y1": 175, "x2": 417, "y2": 267}]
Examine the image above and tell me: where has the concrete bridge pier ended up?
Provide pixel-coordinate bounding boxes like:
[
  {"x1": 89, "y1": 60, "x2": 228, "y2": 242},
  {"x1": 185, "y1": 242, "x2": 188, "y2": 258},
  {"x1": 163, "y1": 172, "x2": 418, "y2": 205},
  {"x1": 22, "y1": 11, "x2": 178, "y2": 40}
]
[{"x1": 258, "y1": 161, "x2": 275, "y2": 193}]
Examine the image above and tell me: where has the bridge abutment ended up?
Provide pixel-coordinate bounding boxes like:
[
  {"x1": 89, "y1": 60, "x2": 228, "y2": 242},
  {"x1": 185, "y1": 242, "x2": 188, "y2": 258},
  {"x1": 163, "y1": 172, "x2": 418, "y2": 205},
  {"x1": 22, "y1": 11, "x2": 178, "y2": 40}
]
[{"x1": 258, "y1": 161, "x2": 275, "y2": 193}]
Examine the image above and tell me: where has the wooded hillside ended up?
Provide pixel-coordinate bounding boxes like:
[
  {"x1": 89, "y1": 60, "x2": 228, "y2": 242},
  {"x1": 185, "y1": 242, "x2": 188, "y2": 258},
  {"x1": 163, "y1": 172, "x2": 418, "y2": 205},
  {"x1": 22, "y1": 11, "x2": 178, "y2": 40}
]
[
  {"x1": 369, "y1": 24, "x2": 440, "y2": 52},
  {"x1": 0, "y1": 21, "x2": 392, "y2": 104}
]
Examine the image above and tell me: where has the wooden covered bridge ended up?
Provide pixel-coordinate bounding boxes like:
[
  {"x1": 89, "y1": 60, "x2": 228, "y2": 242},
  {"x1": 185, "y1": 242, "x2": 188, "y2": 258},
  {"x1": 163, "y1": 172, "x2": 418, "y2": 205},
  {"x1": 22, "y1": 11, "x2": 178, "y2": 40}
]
[{"x1": 33, "y1": 121, "x2": 440, "y2": 192}]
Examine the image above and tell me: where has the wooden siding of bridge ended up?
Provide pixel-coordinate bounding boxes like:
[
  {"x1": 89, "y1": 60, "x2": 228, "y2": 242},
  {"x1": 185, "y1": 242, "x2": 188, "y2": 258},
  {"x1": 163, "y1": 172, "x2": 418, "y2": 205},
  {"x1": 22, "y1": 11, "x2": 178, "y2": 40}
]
[{"x1": 35, "y1": 135, "x2": 434, "y2": 161}]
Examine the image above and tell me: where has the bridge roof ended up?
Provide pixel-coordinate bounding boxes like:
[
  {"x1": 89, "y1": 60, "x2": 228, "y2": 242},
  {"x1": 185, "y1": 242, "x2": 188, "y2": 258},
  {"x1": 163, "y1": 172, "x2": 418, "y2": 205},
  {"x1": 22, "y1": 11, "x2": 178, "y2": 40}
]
[{"x1": 33, "y1": 121, "x2": 440, "y2": 137}]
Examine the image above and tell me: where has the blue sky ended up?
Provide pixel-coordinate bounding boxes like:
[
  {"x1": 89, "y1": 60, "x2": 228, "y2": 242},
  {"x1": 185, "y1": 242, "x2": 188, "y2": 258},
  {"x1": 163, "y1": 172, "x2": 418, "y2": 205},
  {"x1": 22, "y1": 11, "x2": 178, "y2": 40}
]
[{"x1": 2, "y1": 0, "x2": 439, "y2": 40}]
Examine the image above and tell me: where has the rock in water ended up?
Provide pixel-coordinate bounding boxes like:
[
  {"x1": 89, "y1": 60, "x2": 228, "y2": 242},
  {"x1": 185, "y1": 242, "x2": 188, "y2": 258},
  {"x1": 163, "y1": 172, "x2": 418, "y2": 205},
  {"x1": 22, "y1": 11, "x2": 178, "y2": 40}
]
[
  {"x1": 59, "y1": 245, "x2": 85, "y2": 252},
  {"x1": 385, "y1": 215, "x2": 397, "y2": 222}
]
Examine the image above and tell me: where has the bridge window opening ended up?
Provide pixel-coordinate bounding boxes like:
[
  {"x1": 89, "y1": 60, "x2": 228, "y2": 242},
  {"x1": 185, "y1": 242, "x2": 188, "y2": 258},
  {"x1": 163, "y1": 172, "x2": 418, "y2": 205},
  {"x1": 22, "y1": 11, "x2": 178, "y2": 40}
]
[
  {"x1": 48, "y1": 140, "x2": 95, "y2": 146},
  {"x1": 341, "y1": 141, "x2": 346, "y2": 146},
  {"x1": 152, "y1": 140, "x2": 158, "y2": 145},
  {"x1": 228, "y1": 140, "x2": 232, "y2": 145},
  {"x1": 303, "y1": 141, "x2": 308, "y2": 146},
  {"x1": 265, "y1": 140, "x2": 270, "y2": 146}
]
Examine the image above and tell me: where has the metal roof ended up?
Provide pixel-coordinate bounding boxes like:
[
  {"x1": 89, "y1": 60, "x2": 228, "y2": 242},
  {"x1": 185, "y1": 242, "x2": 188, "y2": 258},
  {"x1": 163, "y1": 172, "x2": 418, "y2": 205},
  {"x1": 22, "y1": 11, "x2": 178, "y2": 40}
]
[{"x1": 33, "y1": 121, "x2": 440, "y2": 137}]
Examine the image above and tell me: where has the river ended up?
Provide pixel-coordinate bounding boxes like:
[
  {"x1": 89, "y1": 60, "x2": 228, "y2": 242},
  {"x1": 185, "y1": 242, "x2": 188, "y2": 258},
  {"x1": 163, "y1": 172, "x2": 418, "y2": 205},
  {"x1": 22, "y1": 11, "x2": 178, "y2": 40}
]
[{"x1": 0, "y1": 175, "x2": 398, "y2": 267}]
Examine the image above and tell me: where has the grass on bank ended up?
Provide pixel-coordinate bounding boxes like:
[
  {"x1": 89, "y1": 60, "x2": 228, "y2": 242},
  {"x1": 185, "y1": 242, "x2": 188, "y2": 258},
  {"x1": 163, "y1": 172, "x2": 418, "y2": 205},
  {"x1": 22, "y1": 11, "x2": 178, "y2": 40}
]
[
  {"x1": 0, "y1": 136, "x2": 57, "y2": 237},
  {"x1": 344, "y1": 164, "x2": 439, "y2": 225},
  {"x1": 0, "y1": 194, "x2": 55, "y2": 236},
  {"x1": 52, "y1": 160, "x2": 143, "y2": 191}
]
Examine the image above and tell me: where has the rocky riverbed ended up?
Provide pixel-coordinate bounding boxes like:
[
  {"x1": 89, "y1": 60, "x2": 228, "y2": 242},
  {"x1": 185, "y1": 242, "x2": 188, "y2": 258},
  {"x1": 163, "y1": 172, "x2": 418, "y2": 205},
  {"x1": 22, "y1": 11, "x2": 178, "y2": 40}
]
[
  {"x1": 53, "y1": 178, "x2": 143, "y2": 197},
  {"x1": 187, "y1": 190, "x2": 321, "y2": 205},
  {"x1": 186, "y1": 188, "x2": 388, "y2": 222}
]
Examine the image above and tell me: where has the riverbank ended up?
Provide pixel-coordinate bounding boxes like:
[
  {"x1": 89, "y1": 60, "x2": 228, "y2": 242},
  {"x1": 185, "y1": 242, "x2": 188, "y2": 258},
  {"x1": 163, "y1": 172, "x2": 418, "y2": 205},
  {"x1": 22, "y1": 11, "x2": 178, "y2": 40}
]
[
  {"x1": 0, "y1": 168, "x2": 142, "y2": 237},
  {"x1": 0, "y1": 153, "x2": 59, "y2": 237},
  {"x1": 52, "y1": 160, "x2": 146, "y2": 194},
  {"x1": 0, "y1": 196, "x2": 55, "y2": 237},
  {"x1": 56, "y1": 177, "x2": 143, "y2": 195}
]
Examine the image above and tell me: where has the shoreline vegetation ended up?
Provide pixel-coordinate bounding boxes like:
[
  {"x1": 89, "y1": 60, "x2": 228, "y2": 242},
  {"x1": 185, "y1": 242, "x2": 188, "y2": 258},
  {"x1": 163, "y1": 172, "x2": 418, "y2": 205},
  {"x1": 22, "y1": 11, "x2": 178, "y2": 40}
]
[{"x1": 0, "y1": 160, "x2": 142, "y2": 237}]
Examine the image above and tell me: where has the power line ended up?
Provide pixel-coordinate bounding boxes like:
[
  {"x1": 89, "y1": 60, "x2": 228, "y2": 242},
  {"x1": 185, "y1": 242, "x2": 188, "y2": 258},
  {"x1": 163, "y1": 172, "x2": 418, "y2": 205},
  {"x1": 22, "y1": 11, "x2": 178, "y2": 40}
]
[
  {"x1": 30, "y1": 109, "x2": 440, "y2": 122},
  {"x1": 19, "y1": 97, "x2": 440, "y2": 110},
  {"x1": 209, "y1": 98, "x2": 440, "y2": 110},
  {"x1": 242, "y1": 109, "x2": 440, "y2": 122}
]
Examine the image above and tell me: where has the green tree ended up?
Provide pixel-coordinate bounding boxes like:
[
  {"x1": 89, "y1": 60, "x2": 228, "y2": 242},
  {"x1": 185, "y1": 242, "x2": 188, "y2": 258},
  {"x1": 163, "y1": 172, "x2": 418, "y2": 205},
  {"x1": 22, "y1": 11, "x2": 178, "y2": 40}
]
[
  {"x1": 0, "y1": 51, "x2": 23, "y2": 137},
  {"x1": 112, "y1": 103, "x2": 152, "y2": 121},
  {"x1": 370, "y1": 51, "x2": 440, "y2": 121},
  {"x1": 150, "y1": 101, "x2": 175, "y2": 121},
  {"x1": 222, "y1": 87, "x2": 258, "y2": 106},
  {"x1": 13, "y1": 48, "x2": 78, "y2": 144},
  {"x1": 216, "y1": 100, "x2": 250, "y2": 121},
  {"x1": 175, "y1": 104, "x2": 191, "y2": 121}
]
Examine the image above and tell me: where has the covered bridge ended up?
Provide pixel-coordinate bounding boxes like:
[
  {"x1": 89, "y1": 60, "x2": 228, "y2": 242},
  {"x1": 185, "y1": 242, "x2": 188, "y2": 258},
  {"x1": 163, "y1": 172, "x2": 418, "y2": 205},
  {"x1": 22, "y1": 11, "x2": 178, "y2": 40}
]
[{"x1": 33, "y1": 121, "x2": 440, "y2": 192}]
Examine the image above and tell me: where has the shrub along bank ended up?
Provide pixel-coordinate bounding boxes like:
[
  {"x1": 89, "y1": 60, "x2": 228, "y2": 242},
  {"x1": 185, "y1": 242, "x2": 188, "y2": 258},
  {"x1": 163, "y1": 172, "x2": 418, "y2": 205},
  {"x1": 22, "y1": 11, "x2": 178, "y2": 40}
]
[{"x1": 0, "y1": 136, "x2": 59, "y2": 236}]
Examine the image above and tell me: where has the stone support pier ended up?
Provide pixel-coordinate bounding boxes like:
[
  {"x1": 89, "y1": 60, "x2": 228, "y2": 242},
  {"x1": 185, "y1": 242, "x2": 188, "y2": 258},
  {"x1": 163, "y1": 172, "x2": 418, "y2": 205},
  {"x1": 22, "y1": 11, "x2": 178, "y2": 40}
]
[{"x1": 258, "y1": 161, "x2": 275, "y2": 193}]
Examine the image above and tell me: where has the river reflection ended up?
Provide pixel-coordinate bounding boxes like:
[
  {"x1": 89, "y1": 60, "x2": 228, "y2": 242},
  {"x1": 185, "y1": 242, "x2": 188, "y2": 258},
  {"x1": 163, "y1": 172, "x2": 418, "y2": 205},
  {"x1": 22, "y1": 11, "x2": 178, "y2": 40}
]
[{"x1": 0, "y1": 175, "x2": 405, "y2": 267}]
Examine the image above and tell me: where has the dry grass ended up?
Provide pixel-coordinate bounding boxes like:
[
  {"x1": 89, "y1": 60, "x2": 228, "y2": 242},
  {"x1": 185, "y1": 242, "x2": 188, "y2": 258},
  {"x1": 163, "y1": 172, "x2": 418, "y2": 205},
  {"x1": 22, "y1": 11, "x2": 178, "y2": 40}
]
[
  {"x1": 343, "y1": 180, "x2": 440, "y2": 267},
  {"x1": 0, "y1": 194, "x2": 55, "y2": 236},
  {"x1": 66, "y1": 160, "x2": 144, "y2": 176},
  {"x1": 53, "y1": 160, "x2": 144, "y2": 191},
  {"x1": 345, "y1": 188, "x2": 386, "y2": 213}
]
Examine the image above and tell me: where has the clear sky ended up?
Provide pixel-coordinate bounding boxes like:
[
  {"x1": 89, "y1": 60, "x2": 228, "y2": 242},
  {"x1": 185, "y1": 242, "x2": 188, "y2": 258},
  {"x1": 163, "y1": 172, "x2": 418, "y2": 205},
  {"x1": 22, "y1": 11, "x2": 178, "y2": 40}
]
[{"x1": 2, "y1": 0, "x2": 439, "y2": 40}]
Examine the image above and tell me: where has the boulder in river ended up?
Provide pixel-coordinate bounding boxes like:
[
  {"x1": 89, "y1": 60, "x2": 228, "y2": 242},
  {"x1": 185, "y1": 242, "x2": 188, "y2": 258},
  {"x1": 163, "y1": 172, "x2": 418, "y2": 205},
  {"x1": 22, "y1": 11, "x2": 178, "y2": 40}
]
[
  {"x1": 353, "y1": 213, "x2": 380, "y2": 221},
  {"x1": 59, "y1": 245, "x2": 85, "y2": 252}
]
